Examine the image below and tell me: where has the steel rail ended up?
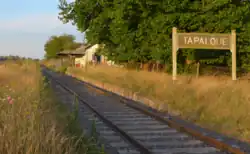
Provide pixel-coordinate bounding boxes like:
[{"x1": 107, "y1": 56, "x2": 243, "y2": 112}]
[
  {"x1": 75, "y1": 78, "x2": 248, "y2": 154},
  {"x1": 59, "y1": 70, "x2": 247, "y2": 154},
  {"x1": 43, "y1": 70, "x2": 151, "y2": 154},
  {"x1": 42, "y1": 66, "x2": 249, "y2": 154}
]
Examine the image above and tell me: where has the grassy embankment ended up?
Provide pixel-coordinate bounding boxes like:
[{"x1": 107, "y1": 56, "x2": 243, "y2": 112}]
[
  {"x1": 62, "y1": 64, "x2": 250, "y2": 142},
  {"x1": 0, "y1": 60, "x2": 104, "y2": 154}
]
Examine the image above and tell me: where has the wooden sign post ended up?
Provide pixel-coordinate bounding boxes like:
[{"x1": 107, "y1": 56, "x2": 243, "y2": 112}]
[{"x1": 172, "y1": 27, "x2": 236, "y2": 81}]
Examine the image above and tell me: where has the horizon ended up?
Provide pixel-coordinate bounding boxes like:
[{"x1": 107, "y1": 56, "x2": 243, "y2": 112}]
[{"x1": 0, "y1": 0, "x2": 82, "y2": 59}]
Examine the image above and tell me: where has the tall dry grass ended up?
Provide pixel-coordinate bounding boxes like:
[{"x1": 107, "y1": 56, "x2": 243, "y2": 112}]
[
  {"x1": 0, "y1": 60, "x2": 103, "y2": 154},
  {"x1": 67, "y1": 64, "x2": 250, "y2": 141}
]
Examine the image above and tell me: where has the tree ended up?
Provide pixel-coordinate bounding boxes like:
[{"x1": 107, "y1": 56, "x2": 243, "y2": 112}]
[
  {"x1": 58, "y1": 0, "x2": 250, "y2": 72},
  {"x1": 44, "y1": 34, "x2": 81, "y2": 59}
]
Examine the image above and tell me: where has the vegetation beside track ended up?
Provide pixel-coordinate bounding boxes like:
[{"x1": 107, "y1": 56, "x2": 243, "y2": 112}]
[
  {"x1": 62, "y1": 64, "x2": 250, "y2": 142},
  {"x1": 41, "y1": 0, "x2": 250, "y2": 145},
  {"x1": 0, "y1": 60, "x2": 104, "y2": 154}
]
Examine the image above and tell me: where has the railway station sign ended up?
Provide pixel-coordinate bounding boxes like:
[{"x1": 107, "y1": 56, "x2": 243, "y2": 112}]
[
  {"x1": 178, "y1": 33, "x2": 231, "y2": 50},
  {"x1": 172, "y1": 27, "x2": 236, "y2": 81}
]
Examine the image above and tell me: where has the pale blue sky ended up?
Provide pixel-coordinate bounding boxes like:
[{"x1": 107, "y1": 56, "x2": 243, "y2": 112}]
[{"x1": 0, "y1": 0, "x2": 83, "y2": 59}]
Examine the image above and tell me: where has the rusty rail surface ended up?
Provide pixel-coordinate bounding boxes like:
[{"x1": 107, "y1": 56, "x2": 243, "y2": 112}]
[
  {"x1": 42, "y1": 66, "x2": 250, "y2": 154},
  {"x1": 63, "y1": 71, "x2": 250, "y2": 154}
]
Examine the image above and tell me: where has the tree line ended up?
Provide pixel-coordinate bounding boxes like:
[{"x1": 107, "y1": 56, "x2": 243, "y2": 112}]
[
  {"x1": 0, "y1": 55, "x2": 38, "y2": 61},
  {"x1": 44, "y1": 34, "x2": 82, "y2": 59},
  {"x1": 57, "y1": 0, "x2": 250, "y2": 74}
]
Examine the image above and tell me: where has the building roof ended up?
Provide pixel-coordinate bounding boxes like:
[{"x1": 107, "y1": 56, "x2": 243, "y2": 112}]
[{"x1": 57, "y1": 44, "x2": 93, "y2": 56}]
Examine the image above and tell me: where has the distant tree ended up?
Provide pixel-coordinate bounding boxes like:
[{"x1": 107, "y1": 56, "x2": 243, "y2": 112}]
[{"x1": 44, "y1": 34, "x2": 82, "y2": 59}]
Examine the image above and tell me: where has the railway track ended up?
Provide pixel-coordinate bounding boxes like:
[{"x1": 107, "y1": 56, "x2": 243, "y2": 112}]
[{"x1": 42, "y1": 67, "x2": 250, "y2": 154}]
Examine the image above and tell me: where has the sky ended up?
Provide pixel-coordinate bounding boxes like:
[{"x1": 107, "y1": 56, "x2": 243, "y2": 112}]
[{"x1": 0, "y1": 0, "x2": 83, "y2": 59}]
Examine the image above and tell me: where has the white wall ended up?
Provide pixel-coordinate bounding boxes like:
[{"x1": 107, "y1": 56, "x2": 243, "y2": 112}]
[
  {"x1": 74, "y1": 44, "x2": 117, "y2": 67},
  {"x1": 85, "y1": 44, "x2": 99, "y2": 62},
  {"x1": 73, "y1": 44, "x2": 99, "y2": 67},
  {"x1": 75, "y1": 56, "x2": 85, "y2": 67}
]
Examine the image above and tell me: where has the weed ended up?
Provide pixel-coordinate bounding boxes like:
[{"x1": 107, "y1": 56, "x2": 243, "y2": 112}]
[
  {"x1": 66, "y1": 64, "x2": 250, "y2": 141},
  {"x1": 0, "y1": 61, "x2": 104, "y2": 154}
]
